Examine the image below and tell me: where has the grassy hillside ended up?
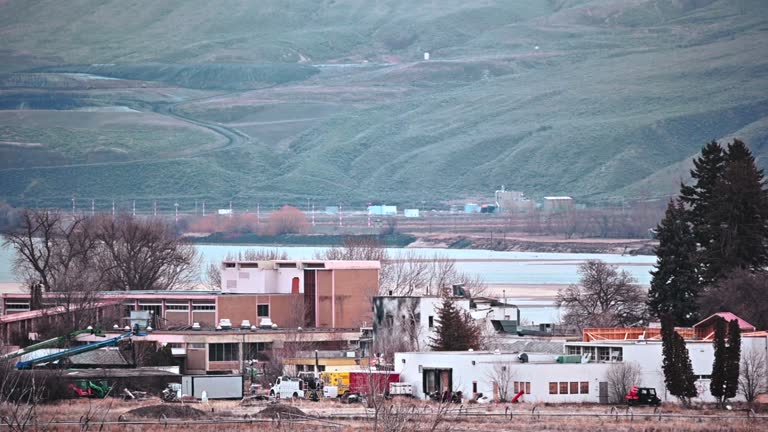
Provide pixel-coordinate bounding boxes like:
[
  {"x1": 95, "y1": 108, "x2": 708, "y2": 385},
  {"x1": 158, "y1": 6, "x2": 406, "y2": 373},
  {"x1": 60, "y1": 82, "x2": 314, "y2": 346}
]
[{"x1": 0, "y1": 0, "x2": 767, "y2": 208}]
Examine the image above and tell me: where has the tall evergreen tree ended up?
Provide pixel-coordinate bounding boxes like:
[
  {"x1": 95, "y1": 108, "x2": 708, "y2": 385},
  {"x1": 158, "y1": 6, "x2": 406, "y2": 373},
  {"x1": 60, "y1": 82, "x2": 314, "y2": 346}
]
[
  {"x1": 648, "y1": 199, "x2": 700, "y2": 325},
  {"x1": 709, "y1": 318, "x2": 728, "y2": 407},
  {"x1": 704, "y1": 139, "x2": 768, "y2": 282},
  {"x1": 680, "y1": 140, "x2": 726, "y2": 254},
  {"x1": 429, "y1": 298, "x2": 480, "y2": 351},
  {"x1": 724, "y1": 319, "x2": 741, "y2": 402},
  {"x1": 661, "y1": 315, "x2": 698, "y2": 407}
]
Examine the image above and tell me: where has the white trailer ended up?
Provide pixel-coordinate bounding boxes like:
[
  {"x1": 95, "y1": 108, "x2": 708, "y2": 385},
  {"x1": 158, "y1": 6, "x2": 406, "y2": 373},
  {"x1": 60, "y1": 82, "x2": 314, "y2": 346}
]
[{"x1": 181, "y1": 375, "x2": 243, "y2": 399}]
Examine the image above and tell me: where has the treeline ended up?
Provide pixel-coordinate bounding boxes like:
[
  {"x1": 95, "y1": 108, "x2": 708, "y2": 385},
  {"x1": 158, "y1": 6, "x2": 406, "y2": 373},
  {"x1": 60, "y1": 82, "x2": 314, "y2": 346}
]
[{"x1": 515, "y1": 202, "x2": 666, "y2": 239}]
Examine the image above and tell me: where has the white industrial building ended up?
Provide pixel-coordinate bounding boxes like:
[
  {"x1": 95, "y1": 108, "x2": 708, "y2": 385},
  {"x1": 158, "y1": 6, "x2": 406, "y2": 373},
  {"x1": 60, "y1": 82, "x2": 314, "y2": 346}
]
[
  {"x1": 373, "y1": 293, "x2": 518, "y2": 351},
  {"x1": 367, "y1": 205, "x2": 397, "y2": 216},
  {"x1": 394, "y1": 313, "x2": 768, "y2": 404}
]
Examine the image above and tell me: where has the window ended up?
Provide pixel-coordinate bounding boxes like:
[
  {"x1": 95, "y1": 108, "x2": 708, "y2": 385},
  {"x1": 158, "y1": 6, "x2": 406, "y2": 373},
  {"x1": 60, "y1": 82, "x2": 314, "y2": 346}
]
[
  {"x1": 570, "y1": 382, "x2": 579, "y2": 394},
  {"x1": 208, "y1": 343, "x2": 239, "y2": 362},
  {"x1": 567, "y1": 346, "x2": 581, "y2": 355},
  {"x1": 241, "y1": 263, "x2": 258, "y2": 269},
  {"x1": 559, "y1": 382, "x2": 569, "y2": 394},
  {"x1": 5, "y1": 302, "x2": 31, "y2": 311},
  {"x1": 472, "y1": 382, "x2": 478, "y2": 394},
  {"x1": 598, "y1": 347, "x2": 611, "y2": 362},
  {"x1": 549, "y1": 382, "x2": 557, "y2": 394},
  {"x1": 189, "y1": 343, "x2": 205, "y2": 349},
  {"x1": 428, "y1": 316, "x2": 434, "y2": 328},
  {"x1": 513, "y1": 382, "x2": 531, "y2": 395},
  {"x1": 193, "y1": 304, "x2": 215, "y2": 311},
  {"x1": 580, "y1": 382, "x2": 589, "y2": 394},
  {"x1": 257, "y1": 304, "x2": 269, "y2": 317},
  {"x1": 224, "y1": 263, "x2": 236, "y2": 268},
  {"x1": 166, "y1": 304, "x2": 189, "y2": 311}
]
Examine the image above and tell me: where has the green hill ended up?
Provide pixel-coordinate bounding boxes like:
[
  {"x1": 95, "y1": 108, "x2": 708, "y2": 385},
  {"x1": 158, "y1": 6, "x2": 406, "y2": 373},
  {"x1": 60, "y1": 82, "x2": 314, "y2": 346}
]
[{"x1": 0, "y1": 0, "x2": 767, "y2": 209}]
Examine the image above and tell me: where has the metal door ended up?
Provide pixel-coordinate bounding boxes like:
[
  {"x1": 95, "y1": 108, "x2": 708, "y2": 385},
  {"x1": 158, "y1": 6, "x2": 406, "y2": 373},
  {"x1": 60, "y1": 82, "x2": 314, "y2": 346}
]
[{"x1": 599, "y1": 381, "x2": 609, "y2": 404}]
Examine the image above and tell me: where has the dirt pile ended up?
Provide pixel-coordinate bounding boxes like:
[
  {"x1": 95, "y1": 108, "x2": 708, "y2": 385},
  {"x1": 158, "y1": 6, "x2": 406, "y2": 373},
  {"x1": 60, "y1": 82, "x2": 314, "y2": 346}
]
[
  {"x1": 125, "y1": 404, "x2": 207, "y2": 419},
  {"x1": 256, "y1": 404, "x2": 306, "y2": 419}
]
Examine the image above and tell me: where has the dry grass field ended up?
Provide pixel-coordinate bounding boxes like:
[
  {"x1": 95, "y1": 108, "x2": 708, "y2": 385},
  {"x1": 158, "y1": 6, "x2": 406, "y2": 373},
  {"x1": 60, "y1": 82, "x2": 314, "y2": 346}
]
[{"x1": 4, "y1": 397, "x2": 765, "y2": 431}]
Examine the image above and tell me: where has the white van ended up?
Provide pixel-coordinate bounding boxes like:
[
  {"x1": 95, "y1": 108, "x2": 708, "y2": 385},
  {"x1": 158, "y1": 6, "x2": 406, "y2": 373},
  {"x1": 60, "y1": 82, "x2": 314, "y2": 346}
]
[{"x1": 270, "y1": 376, "x2": 303, "y2": 399}]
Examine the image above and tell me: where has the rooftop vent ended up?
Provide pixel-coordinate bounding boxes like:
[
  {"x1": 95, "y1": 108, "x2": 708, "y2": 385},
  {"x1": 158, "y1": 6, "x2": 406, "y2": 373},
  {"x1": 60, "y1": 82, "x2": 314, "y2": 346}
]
[
  {"x1": 192, "y1": 322, "x2": 201, "y2": 331},
  {"x1": 219, "y1": 319, "x2": 232, "y2": 330}
]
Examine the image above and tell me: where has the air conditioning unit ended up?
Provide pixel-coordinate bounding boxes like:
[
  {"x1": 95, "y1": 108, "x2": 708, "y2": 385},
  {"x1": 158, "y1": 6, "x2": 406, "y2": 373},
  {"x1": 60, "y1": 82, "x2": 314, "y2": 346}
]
[
  {"x1": 219, "y1": 318, "x2": 232, "y2": 330},
  {"x1": 192, "y1": 322, "x2": 201, "y2": 331},
  {"x1": 259, "y1": 318, "x2": 274, "y2": 329},
  {"x1": 240, "y1": 320, "x2": 251, "y2": 329}
]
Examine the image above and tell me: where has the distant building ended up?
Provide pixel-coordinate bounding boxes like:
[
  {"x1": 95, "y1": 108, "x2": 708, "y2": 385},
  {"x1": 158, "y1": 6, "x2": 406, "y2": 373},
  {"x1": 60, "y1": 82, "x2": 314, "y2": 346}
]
[
  {"x1": 495, "y1": 187, "x2": 534, "y2": 213},
  {"x1": 403, "y1": 209, "x2": 420, "y2": 218},
  {"x1": 217, "y1": 209, "x2": 232, "y2": 215},
  {"x1": 325, "y1": 206, "x2": 339, "y2": 215},
  {"x1": 542, "y1": 196, "x2": 574, "y2": 213},
  {"x1": 464, "y1": 203, "x2": 481, "y2": 213},
  {"x1": 368, "y1": 205, "x2": 397, "y2": 216},
  {"x1": 372, "y1": 292, "x2": 518, "y2": 350}
]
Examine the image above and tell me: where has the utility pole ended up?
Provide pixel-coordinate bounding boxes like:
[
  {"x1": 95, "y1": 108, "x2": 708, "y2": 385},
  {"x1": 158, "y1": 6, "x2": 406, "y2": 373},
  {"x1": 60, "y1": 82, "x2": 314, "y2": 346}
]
[
  {"x1": 112, "y1": 200, "x2": 115, "y2": 217},
  {"x1": 91, "y1": 199, "x2": 95, "y2": 217},
  {"x1": 195, "y1": 199, "x2": 198, "y2": 215},
  {"x1": 229, "y1": 201, "x2": 233, "y2": 218},
  {"x1": 71, "y1": 197, "x2": 76, "y2": 215},
  {"x1": 311, "y1": 203, "x2": 315, "y2": 226},
  {"x1": 202, "y1": 200, "x2": 206, "y2": 216},
  {"x1": 174, "y1": 202, "x2": 179, "y2": 223},
  {"x1": 338, "y1": 205, "x2": 343, "y2": 227},
  {"x1": 257, "y1": 203, "x2": 260, "y2": 224},
  {"x1": 132, "y1": 200, "x2": 136, "y2": 217},
  {"x1": 154, "y1": 201, "x2": 157, "y2": 217}
]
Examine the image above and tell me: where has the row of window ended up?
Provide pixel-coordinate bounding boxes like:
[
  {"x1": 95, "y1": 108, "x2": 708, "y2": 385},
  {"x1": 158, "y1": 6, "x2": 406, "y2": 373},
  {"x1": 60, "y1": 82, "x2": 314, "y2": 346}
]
[
  {"x1": 565, "y1": 346, "x2": 624, "y2": 362},
  {"x1": 122, "y1": 303, "x2": 271, "y2": 314},
  {"x1": 549, "y1": 381, "x2": 590, "y2": 395},
  {"x1": 513, "y1": 381, "x2": 531, "y2": 395},
  {"x1": 208, "y1": 343, "x2": 239, "y2": 362}
]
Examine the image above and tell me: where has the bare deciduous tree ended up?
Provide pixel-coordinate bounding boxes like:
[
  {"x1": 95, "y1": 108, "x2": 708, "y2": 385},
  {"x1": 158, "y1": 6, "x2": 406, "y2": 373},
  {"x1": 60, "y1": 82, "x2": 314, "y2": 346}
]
[
  {"x1": 319, "y1": 237, "x2": 487, "y2": 298},
  {"x1": 739, "y1": 346, "x2": 767, "y2": 406},
  {"x1": 0, "y1": 361, "x2": 44, "y2": 432},
  {"x1": 557, "y1": 260, "x2": 648, "y2": 330},
  {"x1": 95, "y1": 214, "x2": 197, "y2": 291},
  {"x1": 488, "y1": 361, "x2": 516, "y2": 402},
  {"x1": 606, "y1": 361, "x2": 642, "y2": 404},
  {"x1": 266, "y1": 205, "x2": 308, "y2": 235}
]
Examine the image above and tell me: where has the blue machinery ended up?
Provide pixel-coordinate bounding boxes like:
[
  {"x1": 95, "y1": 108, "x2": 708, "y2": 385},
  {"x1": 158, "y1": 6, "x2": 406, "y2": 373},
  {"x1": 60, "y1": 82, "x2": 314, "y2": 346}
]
[{"x1": 15, "y1": 331, "x2": 135, "y2": 370}]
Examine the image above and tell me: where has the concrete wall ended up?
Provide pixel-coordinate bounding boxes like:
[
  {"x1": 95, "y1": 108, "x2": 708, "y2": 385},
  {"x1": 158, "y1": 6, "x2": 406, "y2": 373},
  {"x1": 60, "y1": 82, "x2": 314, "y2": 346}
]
[{"x1": 333, "y1": 269, "x2": 378, "y2": 328}]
